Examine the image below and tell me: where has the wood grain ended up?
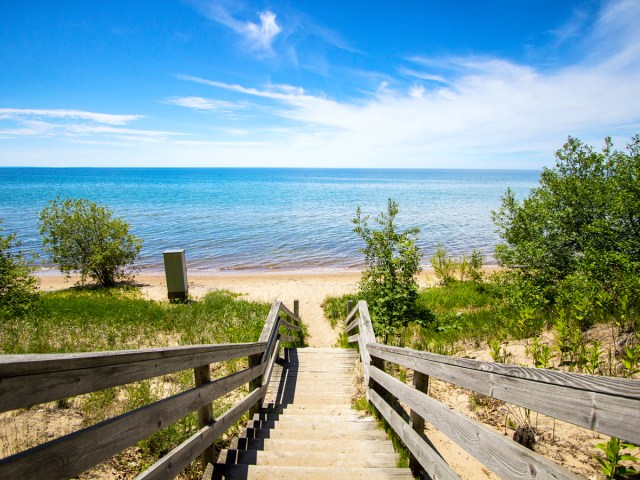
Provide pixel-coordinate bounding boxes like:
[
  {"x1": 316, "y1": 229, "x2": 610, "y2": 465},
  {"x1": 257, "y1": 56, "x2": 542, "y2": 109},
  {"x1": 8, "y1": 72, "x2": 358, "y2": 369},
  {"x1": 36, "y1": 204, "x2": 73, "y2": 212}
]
[
  {"x1": 368, "y1": 344, "x2": 640, "y2": 444},
  {"x1": 370, "y1": 366, "x2": 580, "y2": 480},
  {"x1": 0, "y1": 364, "x2": 265, "y2": 480},
  {"x1": 368, "y1": 388, "x2": 460, "y2": 480},
  {"x1": 0, "y1": 343, "x2": 266, "y2": 413}
]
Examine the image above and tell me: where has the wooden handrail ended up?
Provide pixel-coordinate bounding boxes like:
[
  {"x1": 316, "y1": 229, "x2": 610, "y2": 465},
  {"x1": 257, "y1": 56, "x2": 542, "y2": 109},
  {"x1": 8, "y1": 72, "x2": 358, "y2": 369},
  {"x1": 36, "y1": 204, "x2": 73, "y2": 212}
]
[
  {"x1": 346, "y1": 300, "x2": 640, "y2": 479},
  {"x1": 0, "y1": 300, "x2": 304, "y2": 480}
]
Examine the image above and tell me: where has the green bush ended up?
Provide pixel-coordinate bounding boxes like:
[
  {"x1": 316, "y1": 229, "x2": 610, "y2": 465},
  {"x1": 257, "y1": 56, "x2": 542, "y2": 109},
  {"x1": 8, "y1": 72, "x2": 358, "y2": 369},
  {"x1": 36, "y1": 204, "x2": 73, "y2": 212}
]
[
  {"x1": 0, "y1": 222, "x2": 39, "y2": 317},
  {"x1": 431, "y1": 244, "x2": 485, "y2": 284},
  {"x1": 493, "y1": 135, "x2": 640, "y2": 321},
  {"x1": 353, "y1": 199, "x2": 429, "y2": 341},
  {"x1": 39, "y1": 197, "x2": 143, "y2": 287}
]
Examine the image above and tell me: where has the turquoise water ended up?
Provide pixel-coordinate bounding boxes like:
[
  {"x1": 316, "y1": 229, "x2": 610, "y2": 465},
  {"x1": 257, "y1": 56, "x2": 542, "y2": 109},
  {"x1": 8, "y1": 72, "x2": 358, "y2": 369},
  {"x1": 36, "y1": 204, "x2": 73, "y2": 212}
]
[{"x1": 0, "y1": 168, "x2": 539, "y2": 271}]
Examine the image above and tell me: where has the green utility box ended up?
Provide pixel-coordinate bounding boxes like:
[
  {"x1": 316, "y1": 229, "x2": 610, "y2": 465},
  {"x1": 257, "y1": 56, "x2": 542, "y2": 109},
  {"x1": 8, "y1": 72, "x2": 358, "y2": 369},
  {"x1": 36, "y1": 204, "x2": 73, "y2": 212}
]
[{"x1": 163, "y1": 249, "x2": 188, "y2": 300}]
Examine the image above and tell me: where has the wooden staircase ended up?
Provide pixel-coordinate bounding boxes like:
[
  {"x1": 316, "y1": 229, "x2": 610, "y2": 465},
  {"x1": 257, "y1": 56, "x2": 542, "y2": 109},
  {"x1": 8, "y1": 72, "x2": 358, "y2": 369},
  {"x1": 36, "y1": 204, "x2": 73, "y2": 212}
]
[{"x1": 207, "y1": 348, "x2": 413, "y2": 479}]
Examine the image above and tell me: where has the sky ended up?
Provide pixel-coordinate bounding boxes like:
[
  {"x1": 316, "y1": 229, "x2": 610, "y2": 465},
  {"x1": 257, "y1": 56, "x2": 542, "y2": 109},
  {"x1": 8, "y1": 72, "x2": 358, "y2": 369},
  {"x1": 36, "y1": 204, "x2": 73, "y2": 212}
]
[{"x1": 1, "y1": 0, "x2": 639, "y2": 169}]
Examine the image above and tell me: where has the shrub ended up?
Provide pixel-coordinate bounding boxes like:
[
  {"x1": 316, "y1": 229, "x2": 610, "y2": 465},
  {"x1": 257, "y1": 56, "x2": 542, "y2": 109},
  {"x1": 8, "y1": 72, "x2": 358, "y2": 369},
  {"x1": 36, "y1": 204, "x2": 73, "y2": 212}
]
[
  {"x1": 430, "y1": 244, "x2": 485, "y2": 285},
  {"x1": 353, "y1": 199, "x2": 427, "y2": 341},
  {"x1": 492, "y1": 135, "x2": 640, "y2": 315},
  {"x1": 0, "y1": 222, "x2": 39, "y2": 316},
  {"x1": 39, "y1": 197, "x2": 142, "y2": 287}
]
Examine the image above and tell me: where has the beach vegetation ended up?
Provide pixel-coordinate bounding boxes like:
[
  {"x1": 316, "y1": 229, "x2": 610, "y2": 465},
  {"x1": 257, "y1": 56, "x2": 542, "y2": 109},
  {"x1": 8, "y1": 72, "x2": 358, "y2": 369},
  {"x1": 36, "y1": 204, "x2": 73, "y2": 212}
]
[
  {"x1": 38, "y1": 197, "x2": 143, "y2": 287},
  {"x1": 352, "y1": 199, "x2": 429, "y2": 341},
  {"x1": 0, "y1": 221, "x2": 39, "y2": 317},
  {"x1": 430, "y1": 243, "x2": 485, "y2": 285},
  {"x1": 492, "y1": 135, "x2": 640, "y2": 329}
]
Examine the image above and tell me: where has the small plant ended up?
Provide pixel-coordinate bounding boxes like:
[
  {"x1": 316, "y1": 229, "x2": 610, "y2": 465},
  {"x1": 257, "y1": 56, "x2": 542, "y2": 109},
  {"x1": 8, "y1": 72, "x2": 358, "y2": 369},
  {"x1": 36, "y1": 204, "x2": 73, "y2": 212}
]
[
  {"x1": 430, "y1": 243, "x2": 456, "y2": 285},
  {"x1": 620, "y1": 338, "x2": 640, "y2": 378},
  {"x1": 527, "y1": 337, "x2": 554, "y2": 369},
  {"x1": 594, "y1": 437, "x2": 639, "y2": 479},
  {"x1": 488, "y1": 339, "x2": 508, "y2": 363},
  {"x1": 584, "y1": 341, "x2": 603, "y2": 375}
]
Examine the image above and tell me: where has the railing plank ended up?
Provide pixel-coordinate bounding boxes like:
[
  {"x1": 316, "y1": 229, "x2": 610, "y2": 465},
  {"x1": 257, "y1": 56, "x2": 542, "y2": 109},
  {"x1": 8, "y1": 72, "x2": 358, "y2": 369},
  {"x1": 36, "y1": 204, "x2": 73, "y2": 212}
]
[
  {"x1": 278, "y1": 318, "x2": 300, "y2": 332},
  {"x1": 0, "y1": 343, "x2": 263, "y2": 376},
  {"x1": 370, "y1": 366, "x2": 580, "y2": 480},
  {"x1": 277, "y1": 303, "x2": 301, "y2": 325},
  {"x1": 348, "y1": 333, "x2": 359, "y2": 343},
  {"x1": 368, "y1": 388, "x2": 460, "y2": 480},
  {"x1": 0, "y1": 364, "x2": 265, "y2": 480},
  {"x1": 368, "y1": 344, "x2": 640, "y2": 444},
  {"x1": 345, "y1": 317, "x2": 359, "y2": 334},
  {"x1": 0, "y1": 343, "x2": 266, "y2": 413},
  {"x1": 368, "y1": 344, "x2": 640, "y2": 399},
  {"x1": 136, "y1": 385, "x2": 267, "y2": 480}
]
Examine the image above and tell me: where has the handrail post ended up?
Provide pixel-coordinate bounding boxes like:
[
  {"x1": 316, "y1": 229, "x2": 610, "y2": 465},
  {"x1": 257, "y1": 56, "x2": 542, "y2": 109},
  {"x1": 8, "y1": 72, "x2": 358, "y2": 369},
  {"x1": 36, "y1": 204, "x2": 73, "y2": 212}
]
[
  {"x1": 294, "y1": 299, "x2": 299, "y2": 318},
  {"x1": 248, "y1": 353, "x2": 262, "y2": 417},
  {"x1": 194, "y1": 365, "x2": 215, "y2": 468},
  {"x1": 347, "y1": 300, "x2": 353, "y2": 318},
  {"x1": 409, "y1": 371, "x2": 429, "y2": 476}
]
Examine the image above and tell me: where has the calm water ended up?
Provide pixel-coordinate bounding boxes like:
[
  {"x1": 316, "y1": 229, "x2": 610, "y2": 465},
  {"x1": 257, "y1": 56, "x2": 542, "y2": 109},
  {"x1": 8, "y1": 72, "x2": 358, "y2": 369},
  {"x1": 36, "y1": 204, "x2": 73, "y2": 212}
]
[{"x1": 0, "y1": 168, "x2": 539, "y2": 271}]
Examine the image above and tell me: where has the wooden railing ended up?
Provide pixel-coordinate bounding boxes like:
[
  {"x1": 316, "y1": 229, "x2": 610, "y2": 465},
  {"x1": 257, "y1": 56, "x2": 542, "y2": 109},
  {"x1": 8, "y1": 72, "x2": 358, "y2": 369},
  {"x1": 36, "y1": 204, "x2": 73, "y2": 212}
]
[
  {"x1": 0, "y1": 300, "x2": 303, "y2": 480},
  {"x1": 346, "y1": 300, "x2": 640, "y2": 480}
]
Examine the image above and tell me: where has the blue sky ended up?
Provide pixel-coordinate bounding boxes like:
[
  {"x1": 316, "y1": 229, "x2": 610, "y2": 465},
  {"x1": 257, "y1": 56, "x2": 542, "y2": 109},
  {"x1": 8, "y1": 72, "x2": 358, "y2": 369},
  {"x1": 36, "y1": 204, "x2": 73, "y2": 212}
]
[{"x1": 1, "y1": 0, "x2": 639, "y2": 168}]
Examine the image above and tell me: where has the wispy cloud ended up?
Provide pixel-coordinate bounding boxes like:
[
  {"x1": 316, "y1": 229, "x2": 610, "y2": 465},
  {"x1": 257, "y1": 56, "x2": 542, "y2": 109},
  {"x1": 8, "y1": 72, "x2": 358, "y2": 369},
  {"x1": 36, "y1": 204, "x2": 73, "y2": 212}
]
[
  {"x1": 169, "y1": 0, "x2": 640, "y2": 168},
  {"x1": 163, "y1": 96, "x2": 244, "y2": 112},
  {"x1": 0, "y1": 108, "x2": 141, "y2": 125},
  {"x1": 0, "y1": 108, "x2": 183, "y2": 143},
  {"x1": 199, "y1": 2, "x2": 281, "y2": 54}
]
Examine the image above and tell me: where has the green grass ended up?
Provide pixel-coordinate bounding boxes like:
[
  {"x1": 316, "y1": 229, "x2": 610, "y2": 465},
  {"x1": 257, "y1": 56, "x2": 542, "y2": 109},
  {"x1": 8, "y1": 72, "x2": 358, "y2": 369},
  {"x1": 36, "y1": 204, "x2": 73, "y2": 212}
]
[
  {"x1": 0, "y1": 287, "x2": 270, "y2": 354},
  {"x1": 321, "y1": 293, "x2": 358, "y2": 328}
]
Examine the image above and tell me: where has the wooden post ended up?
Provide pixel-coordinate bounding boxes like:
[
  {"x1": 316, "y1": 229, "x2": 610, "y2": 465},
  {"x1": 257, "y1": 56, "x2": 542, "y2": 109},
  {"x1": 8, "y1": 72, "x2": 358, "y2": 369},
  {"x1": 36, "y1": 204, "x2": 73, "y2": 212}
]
[
  {"x1": 194, "y1": 365, "x2": 215, "y2": 469},
  {"x1": 293, "y1": 299, "x2": 299, "y2": 318},
  {"x1": 248, "y1": 353, "x2": 262, "y2": 417},
  {"x1": 409, "y1": 371, "x2": 429, "y2": 475},
  {"x1": 347, "y1": 300, "x2": 354, "y2": 318}
]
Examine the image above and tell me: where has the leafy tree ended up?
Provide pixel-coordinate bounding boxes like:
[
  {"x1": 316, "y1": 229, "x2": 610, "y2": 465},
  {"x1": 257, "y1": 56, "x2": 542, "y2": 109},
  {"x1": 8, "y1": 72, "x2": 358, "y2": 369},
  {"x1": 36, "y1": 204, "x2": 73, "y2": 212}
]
[
  {"x1": 39, "y1": 197, "x2": 143, "y2": 287},
  {"x1": 353, "y1": 199, "x2": 426, "y2": 341},
  {"x1": 0, "y1": 222, "x2": 39, "y2": 316},
  {"x1": 492, "y1": 135, "x2": 640, "y2": 320}
]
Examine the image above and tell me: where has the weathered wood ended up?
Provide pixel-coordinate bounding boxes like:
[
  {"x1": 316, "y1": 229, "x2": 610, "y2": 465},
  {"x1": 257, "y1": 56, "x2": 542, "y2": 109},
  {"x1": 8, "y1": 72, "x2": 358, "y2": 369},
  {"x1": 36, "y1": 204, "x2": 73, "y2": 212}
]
[
  {"x1": 370, "y1": 366, "x2": 580, "y2": 479},
  {"x1": 409, "y1": 370, "x2": 428, "y2": 475},
  {"x1": 345, "y1": 301, "x2": 360, "y2": 324},
  {"x1": 0, "y1": 364, "x2": 265, "y2": 480},
  {"x1": 137, "y1": 386, "x2": 267, "y2": 480},
  {"x1": 278, "y1": 318, "x2": 300, "y2": 332},
  {"x1": 0, "y1": 343, "x2": 266, "y2": 413},
  {"x1": 277, "y1": 302, "x2": 301, "y2": 325},
  {"x1": 368, "y1": 343, "x2": 640, "y2": 400},
  {"x1": 194, "y1": 365, "x2": 215, "y2": 469},
  {"x1": 347, "y1": 300, "x2": 354, "y2": 319},
  {"x1": 279, "y1": 335, "x2": 296, "y2": 343},
  {"x1": 345, "y1": 317, "x2": 359, "y2": 334},
  {"x1": 0, "y1": 342, "x2": 263, "y2": 377},
  {"x1": 368, "y1": 388, "x2": 460, "y2": 480},
  {"x1": 258, "y1": 302, "x2": 282, "y2": 343},
  {"x1": 294, "y1": 299, "x2": 299, "y2": 318},
  {"x1": 348, "y1": 333, "x2": 360, "y2": 343},
  {"x1": 368, "y1": 344, "x2": 640, "y2": 444}
]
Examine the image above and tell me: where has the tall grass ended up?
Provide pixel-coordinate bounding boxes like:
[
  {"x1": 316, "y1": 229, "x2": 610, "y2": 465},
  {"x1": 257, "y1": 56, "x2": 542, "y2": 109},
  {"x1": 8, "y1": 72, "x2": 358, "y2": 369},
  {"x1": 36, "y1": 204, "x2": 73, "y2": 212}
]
[{"x1": 0, "y1": 288, "x2": 269, "y2": 354}]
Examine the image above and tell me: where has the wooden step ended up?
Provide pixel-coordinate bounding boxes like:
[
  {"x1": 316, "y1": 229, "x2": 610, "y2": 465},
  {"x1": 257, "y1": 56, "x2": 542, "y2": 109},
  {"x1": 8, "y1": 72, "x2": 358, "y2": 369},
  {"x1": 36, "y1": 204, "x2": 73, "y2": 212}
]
[
  {"x1": 217, "y1": 449, "x2": 398, "y2": 467},
  {"x1": 207, "y1": 465, "x2": 413, "y2": 480},
  {"x1": 230, "y1": 437, "x2": 396, "y2": 454}
]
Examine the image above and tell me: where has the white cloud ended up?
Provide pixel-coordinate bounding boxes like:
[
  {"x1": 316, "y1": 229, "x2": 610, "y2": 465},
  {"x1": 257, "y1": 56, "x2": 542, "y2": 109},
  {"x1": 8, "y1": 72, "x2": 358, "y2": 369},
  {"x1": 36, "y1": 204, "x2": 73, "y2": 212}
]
[
  {"x1": 0, "y1": 108, "x2": 183, "y2": 143},
  {"x1": 0, "y1": 108, "x2": 142, "y2": 125},
  {"x1": 166, "y1": 0, "x2": 640, "y2": 168},
  {"x1": 201, "y1": 3, "x2": 281, "y2": 54},
  {"x1": 163, "y1": 96, "x2": 243, "y2": 111}
]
